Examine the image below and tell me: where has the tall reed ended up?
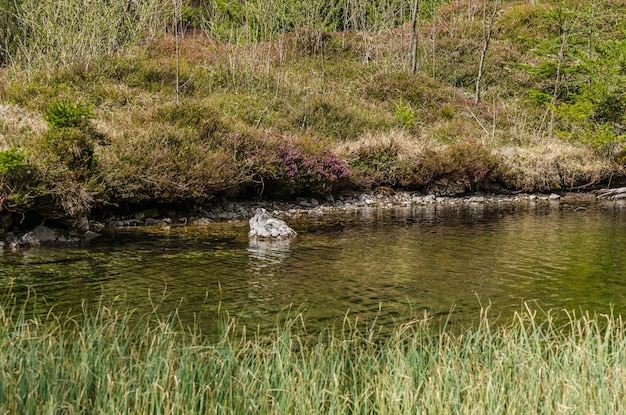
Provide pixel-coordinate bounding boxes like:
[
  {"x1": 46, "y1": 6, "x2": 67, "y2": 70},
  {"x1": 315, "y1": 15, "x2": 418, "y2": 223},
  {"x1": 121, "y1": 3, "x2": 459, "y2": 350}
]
[
  {"x1": 1, "y1": 299, "x2": 625, "y2": 414},
  {"x1": 12, "y1": 0, "x2": 170, "y2": 69}
]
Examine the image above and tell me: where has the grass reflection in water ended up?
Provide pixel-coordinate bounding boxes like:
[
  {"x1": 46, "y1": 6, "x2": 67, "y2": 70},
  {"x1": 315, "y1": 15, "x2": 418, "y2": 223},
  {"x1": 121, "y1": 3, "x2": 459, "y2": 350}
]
[{"x1": 0, "y1": 201, "x2": 625, "y2": 334}]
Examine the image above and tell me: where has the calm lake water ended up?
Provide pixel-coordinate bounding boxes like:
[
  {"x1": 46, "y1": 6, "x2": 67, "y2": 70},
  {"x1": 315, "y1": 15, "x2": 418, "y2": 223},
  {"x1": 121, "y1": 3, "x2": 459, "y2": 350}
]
[{"x1": 1, "y1": 199, "x2": 625, "y2": 333}]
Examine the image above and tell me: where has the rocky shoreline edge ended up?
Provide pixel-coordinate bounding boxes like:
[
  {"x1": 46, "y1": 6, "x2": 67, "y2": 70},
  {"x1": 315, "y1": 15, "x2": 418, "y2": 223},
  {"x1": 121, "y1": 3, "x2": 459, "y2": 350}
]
[{"x1": 2, "y1": 188, "x2": 625, "y2": 250}]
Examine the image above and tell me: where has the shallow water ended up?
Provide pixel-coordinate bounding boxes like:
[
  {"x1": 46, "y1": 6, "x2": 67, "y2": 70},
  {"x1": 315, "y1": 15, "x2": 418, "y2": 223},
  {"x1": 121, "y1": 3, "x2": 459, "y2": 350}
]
[{"x1": 1, "y1": 199, "x2": 625, "y2": 333}]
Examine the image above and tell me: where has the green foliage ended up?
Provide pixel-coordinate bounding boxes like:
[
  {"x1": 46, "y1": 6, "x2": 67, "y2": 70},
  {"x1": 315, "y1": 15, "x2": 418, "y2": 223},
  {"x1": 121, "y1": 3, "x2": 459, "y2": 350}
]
[
  {"x1": 552, "y1": 38, "x2": 626, "y2": 146},
  {"x1": 394, "y1": 100, "x2": 416, "y2": 130},
  {"x1": 40, "y1": 101, "x2": 105, "y2": 183},
  {"x1": 43, "y1": 127, "x2": 95, "y2": 171},
  {"x1": 416, "y1": 140, "x2": 498, "y2": 193},
  {"x1": 497, "y1": 4, "x2": 549, "y2": 53},
  {"x1": 346, "y1": 137, "x2": 404, "y2": 187},
  {"x1": 43, "y1": 101, "x2": 92, "y2": 129},
  {"x1": 504, "y1": 2, "x2": 626, "y2": 150},
  {"x1": 0, "y1": 147, "x2": 28, "y2": 179},
  {"x1": 527, "y1": 89, "x2": 552, "y2": 105},
  {"x1": 0, "y1": 147, "x2": 39, "y2": 213},
  {"x1": 180, "y1": 4, "x2": 207, "y2": 31}
]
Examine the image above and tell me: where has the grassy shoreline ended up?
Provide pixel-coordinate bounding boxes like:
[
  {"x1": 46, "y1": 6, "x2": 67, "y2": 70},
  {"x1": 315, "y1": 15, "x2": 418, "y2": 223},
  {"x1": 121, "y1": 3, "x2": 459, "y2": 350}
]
[
  {"x1": 1, "y1": 0, "x2": 625, "y2": 230},
  {"x1": 1, "y1": 300, "x2": 625, "y2": 414}
]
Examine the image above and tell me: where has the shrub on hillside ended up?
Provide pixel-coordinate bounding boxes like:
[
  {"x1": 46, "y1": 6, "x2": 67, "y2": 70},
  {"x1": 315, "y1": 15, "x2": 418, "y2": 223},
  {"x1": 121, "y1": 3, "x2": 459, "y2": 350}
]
[
  {"x1": 225, "y1": 132, "x2": 350, "y2": 197},
  {"x1": 341, "y1": 134, "x2": 497, "y2": 193},
  {"x1": 0, "y1": 147, "x2": 29, "y2": 181},
  {"x1": 40, "y1": 101, "x2": 104, "y2": 177},
  {"x1": 0, "y1": 147, "x2": 39, "y2": 212},
  {"x1": 23, "y1": 101, "x2": 107, "y2": 225},
  {"x1": 43, "y1": 101, "x2": 92, "y2": 129},
  {"x1": 96, "y1": 127, "x2": 243, "y2": 203},
  {"x1": 343, "y1": 136, "x2": 405, "y2": 188},
  {"x1": 418, "y1": 140, "x2": 499, "y2": 194},
  {"x1": 292, "y1": 97, "x2": 380, "y2": 141}
]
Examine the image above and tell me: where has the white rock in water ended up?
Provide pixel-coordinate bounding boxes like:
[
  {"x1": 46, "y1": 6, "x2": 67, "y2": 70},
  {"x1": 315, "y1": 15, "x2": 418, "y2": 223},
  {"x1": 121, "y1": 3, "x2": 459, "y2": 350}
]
[{"x1": 248, "y1": 208, "x2": 297, "y2": 239}]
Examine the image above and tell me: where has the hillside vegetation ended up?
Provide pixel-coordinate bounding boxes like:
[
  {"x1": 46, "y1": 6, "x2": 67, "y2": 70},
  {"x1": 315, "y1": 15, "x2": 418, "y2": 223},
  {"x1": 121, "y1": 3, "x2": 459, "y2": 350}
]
[{"x1": 0, "y1": 0, "x2": 625, "y2": 229}]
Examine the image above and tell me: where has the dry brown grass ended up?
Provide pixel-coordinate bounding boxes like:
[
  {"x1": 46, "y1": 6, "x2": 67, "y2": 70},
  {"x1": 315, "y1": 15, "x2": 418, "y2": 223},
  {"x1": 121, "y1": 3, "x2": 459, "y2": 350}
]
[
  {"x1": 0, "y1": 104, "x2": 47, "y2": 150},
  {"x1": 334, "y1": 129, "x2": 425, "y2": 161},
  {"x1": 498, "y1": 141, "x2": 618, "y2": 192},
  {"x1": 333, "y1": 127, "x2": 620, "y2": 194}
]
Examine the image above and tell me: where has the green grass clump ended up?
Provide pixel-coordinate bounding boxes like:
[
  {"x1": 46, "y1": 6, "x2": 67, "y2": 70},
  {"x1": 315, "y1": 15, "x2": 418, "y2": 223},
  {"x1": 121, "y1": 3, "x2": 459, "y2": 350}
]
[
  {"x1": 0, "y1": 147, "x2": 39, "y2": 216},
  {"x1": 0, "y1": 147, "x2": 29, "y2": 179},
  {"x1": 1, "y1": 300, "x2": 626, "y2": 414}
]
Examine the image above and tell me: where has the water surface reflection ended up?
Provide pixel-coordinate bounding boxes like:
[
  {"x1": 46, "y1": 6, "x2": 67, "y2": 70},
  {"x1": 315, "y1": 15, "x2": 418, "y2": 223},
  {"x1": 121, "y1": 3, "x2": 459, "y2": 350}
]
[{"x1": 1, "y1": 200, "x2": 625, "y2": 332}]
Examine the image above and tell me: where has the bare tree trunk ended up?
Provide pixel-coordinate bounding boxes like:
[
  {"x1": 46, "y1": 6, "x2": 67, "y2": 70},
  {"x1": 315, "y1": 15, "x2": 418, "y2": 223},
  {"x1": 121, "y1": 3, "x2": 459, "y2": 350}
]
[
  {"x1": 587, "y1": 3, "x2": 594, "y2": 59},
  {"x1": 537, "y1": 7, "x2": 577, "y2": 137},
  {"x1": 431, "y1": 0, "x2": 436, "y2": 78},
  {"x1": 474, "y1": 1, "x2": 498, "y2": 104},
  {"x1": 548, "y1": 30, "x2": 567, "y2": 133},
  {"x1": 410, "y1": 0, "x2": 420, "y2": 74},
  {"x1": 173, "y1": 0, "x2": 181, "y2": 105}
]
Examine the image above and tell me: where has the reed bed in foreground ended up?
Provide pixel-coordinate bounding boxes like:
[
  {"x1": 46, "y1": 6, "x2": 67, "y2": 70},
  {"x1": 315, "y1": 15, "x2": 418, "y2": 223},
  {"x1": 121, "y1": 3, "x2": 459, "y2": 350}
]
[{"x1": 1, "y1": 302, "x2": 625, "y2": 414}]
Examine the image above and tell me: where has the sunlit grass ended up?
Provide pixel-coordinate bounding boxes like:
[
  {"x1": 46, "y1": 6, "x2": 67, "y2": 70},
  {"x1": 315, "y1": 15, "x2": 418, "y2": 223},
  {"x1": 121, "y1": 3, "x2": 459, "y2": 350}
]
[{"x1": 1, "y1": 299, "x2": 625, "y2": 414}]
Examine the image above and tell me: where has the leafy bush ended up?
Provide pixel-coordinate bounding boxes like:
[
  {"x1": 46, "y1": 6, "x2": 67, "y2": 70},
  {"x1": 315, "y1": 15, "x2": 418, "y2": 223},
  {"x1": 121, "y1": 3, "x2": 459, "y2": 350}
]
[
  {"x1": 41, "y1": 101, "x2": 103, "y2": 176},
  {"x1": 225, "y1": 132, "x2": 350, "y2": 197},
  {"x1": 43, "y1": 127, "x2": 95, "y2": 171},
  {"x1": 0, "y1": 147, "x2": 40, "y2": 216},
  {"x1": 0, "y1": 147, "x2": 29, "y2": 180},
  {"x1": 96, "y1": 125, "x2": 244, "y2": 203},
  {"x1": 345, "y1": 137, "x2": 404, "y2": 188},
  {"x1": 43, "y1": 101, "x2": 92, "y2": 129},
  {"x1": 415, "y1": 140, "x2": 498, "y2": 194}
]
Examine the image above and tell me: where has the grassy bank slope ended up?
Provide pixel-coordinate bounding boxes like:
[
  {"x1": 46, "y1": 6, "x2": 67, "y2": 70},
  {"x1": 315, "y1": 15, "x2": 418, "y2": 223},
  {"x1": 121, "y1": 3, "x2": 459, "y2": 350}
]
[
  {"x1": 1, "y1": 301, "x2": 625, "y2": 413},
  {"x1": 1, "y1": 0, "x2": 625, "y2": 228}
]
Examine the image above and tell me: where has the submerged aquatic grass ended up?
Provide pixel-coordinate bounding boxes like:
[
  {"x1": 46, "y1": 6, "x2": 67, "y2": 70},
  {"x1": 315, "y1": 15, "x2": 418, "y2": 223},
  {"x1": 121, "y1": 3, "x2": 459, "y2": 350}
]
[{"x1": 0, "y1": 300, "x2": 625, "y2": 414}]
